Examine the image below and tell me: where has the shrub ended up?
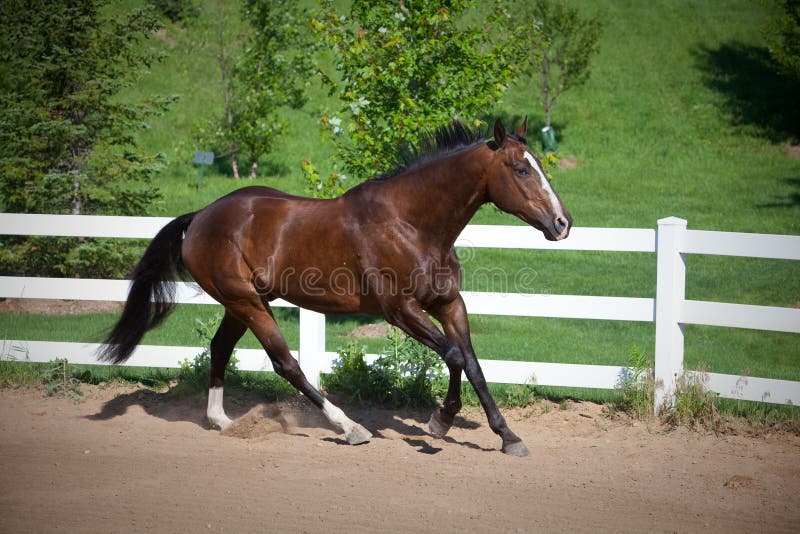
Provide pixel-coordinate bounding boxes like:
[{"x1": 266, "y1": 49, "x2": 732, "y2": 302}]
[
  {"x1": 175, "y1": 313, "x2": 239, "y2": 395},
  {"x1": 322, "y1": 326, "x2": 447, "y2": 408}
]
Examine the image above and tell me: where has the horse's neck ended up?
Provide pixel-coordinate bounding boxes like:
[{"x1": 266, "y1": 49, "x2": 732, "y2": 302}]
[{"x1": 387, "y1": 145, "x2": 490, "y2": 246}]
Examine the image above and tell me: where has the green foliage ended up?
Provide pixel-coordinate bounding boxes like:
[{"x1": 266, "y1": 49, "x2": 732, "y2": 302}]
[
  {"x1": 661, "y1": 370, "x2": 721, "y2": 431},
  {"x1": 0, "y1": 0, "x2": 172, "y2": 215},
  {"x1": 153, "y1": 0, "x2": 199, "y2": 24},
  {"x1": 300, "y1": 158, "x2": 346, "y2": 199},
  {"x1": 762, "y1": 0, "x2": 800, "y2": 79},
  {"x1": 322, "y1": 327, "x2": 446, "y2": 408},
  {"x1": 176, "y1": 313, "x2": 239, "y2": 394},
  {"x1": 0, "y1": 0, "x2": 174, "y2": 276},
  {"x1": 198, "y1": 0, "x2": 313, "y2": 179},
  {"x1": 608, "y1": 346, "x2": 654, "y2": 420},
  {"x1": 42, "y1": 358, "x2": 84, "y2": 401},
  {"x1": 320, "y1": 342, "x2": 374, "y2": 403},
  {"x1": 496, "y1": 383, "x2": 537, "y2": 408},
  {"x1": 374, "y1": 326, "x2": 447, "y2": 407},
  {"x1": 0, "y1": 237, "x2": 145, "y2": 278},
  {"x1": 310, "y1": 0, "x2": 526, "y2": 181},
  {"x1": 0, "y1": 344, "x2": 43, "y2": 389},
  {"x1": 518, "y1": 0, "x2": 603, "y2": 128}
]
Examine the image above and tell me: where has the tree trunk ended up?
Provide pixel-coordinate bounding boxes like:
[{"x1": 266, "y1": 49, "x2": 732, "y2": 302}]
[
  {"x1": 541, "y1": 56, "x2": 552, "y2": 128},
  {"x1": 248, "y1": 160, "x2": 257, "y2": 180},
  {"x1": 217, "y1": 1, "x2": 239, "y2": 179},
  {"x1": 231, "y1": 157, "x2": 240, "y2": 180}
]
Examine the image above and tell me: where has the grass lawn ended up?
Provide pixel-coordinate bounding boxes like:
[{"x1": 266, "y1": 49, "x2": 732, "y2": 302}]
[{"x1": 3, "y1": 0, "x2": 798, "y2": 394}]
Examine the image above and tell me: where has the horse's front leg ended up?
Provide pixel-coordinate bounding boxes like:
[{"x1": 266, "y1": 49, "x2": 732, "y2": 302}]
[
  {"x1": 380, "y1": 298, "x2": 465, "y2": 437},
  {"x1": 432, "y1": 296, "x2": 530, "y2": 457}
]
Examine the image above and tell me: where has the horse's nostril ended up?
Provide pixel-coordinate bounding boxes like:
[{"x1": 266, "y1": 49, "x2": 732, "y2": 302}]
[{"x1": 554, "y1": 215, "x2": 568, "y2": 234}]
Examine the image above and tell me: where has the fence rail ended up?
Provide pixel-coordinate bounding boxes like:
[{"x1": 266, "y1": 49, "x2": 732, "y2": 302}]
[{"x1": 1, "y1": 213, "x2": 798, "y2": 411}]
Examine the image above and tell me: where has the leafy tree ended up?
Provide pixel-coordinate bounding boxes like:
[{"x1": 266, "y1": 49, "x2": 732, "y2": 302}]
[
  {"x1": 763, "y1": 0, "x2": 800, "y2": 80},
  {"x1": 196, "y1": 0, "x2": 243, "y2": 178},
  {"x1": 309, "y1": 0, "x2": 527, "y2": 183},
  {"x1": 200, "y1": 0, "x2": 313, "y2": 179},
  {"x1": 0, "y1": 0, "x2": 174, "y2": 276},
  {"x1": 152, "y1": 0, "x2": 199, "y2": 24},
  {"x1": 520, "y1": 0, "x2": 603, "y2": 129},
  {"x1": 0, "y1": 0, "x2": 173, "y2": 216}
]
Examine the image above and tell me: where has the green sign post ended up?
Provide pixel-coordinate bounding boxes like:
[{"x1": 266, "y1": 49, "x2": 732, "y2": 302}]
[
  {"x1": 193, "y1": 150, "x2": 215, "y2": 191},
  {"x1": 540, "y1": 126, "x2": 558, "y2": 154}
]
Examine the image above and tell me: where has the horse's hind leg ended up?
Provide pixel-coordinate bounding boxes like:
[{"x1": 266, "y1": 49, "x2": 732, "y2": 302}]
[
  {"x1": 206, "y1": 311, "x2": 247, "y2": 430},
  {"x1": 237, "y1": 302, "x2": 372, "y2": 445}
]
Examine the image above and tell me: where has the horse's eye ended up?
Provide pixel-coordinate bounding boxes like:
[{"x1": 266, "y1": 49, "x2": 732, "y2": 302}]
[{"x1": 514, "y1": 167, "x2": 529, "y2": 176}]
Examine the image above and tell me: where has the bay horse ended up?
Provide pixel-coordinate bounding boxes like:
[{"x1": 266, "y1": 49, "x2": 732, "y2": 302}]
[{"x1": 99, "y1": 118, "x2": 572, "y2": 457}]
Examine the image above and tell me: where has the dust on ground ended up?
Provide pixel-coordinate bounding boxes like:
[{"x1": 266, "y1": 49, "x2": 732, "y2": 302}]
[{"x1": 1, "y1": 383, "x2": 799, "y2": 533}]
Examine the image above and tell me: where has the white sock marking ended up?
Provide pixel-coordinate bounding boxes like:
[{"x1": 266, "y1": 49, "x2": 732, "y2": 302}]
[
  {"x1": 524, "y1": 151, "x2": 564, "y2": 219},
  {"x1": 322, "y1": 398, "x2": 354, "y2": 434},
  {"x1": 322, "y1": 398, "x2": 373, "y2": 445},
  {"x1": 207, "y1": 386, "x2": 232, "y2": 430}
]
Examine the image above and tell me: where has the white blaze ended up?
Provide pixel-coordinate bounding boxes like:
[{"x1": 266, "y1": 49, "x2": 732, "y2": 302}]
[{"x1": 523, "y1": 151, "x2": 563, "y2": 218}]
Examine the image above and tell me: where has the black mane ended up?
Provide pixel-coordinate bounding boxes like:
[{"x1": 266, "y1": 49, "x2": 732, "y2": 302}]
[{"x1": 375, "y1": 120, "x2": 490, "y2": 181}]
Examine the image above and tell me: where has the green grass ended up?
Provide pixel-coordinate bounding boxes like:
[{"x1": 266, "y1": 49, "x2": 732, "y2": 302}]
[{"x1": 3, "y1": 0, "x2": 799, "y2": 402}]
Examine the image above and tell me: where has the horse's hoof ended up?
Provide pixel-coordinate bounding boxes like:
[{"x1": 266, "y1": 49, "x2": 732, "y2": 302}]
[
  {"x1": 428, "y1": 410, "x2": 451, "y2": 438},
  {"x1": 502, "y1": 440, "x2": 531, "y2": 458},
  {"x1": 345, "y1": 423, "x2": 373, "y2": 445},
  {"x1": 209, "y1": 416, "x2": 233, "y2": 431}
]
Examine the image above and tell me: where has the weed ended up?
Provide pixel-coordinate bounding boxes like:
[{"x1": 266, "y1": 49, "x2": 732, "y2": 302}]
[
  {"x1": 497, "y1": 383, "x2": 537, "y2": 408},
  {"x1": 608, "y1": 346, "x2": 654, "y2": 420},
  {"x1": 661, "y1": 369, "x2": 720, "y2": 432},
  {"x1": 42, "y1": 358, "x2": 83, "y2": 401},
  {"x1": 0, "y1": 343, "x2": 43, "y2": 388},
  {"x1": 174, "y1": 313, "x2": 239, "y2": 396}
]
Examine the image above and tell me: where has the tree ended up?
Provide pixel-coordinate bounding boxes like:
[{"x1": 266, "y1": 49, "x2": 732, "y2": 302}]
[
  {"x1": 309, "y1": 0, "x2": 526, "y2": 183},
  {"x1": 521, "y1": 0, "x2": 603, "y2": 129},
  {"x1": 0, "y1": 0, "x2": 173, "y2": 216},
  {"x1": 200, "y1": 0, "x2": 313, "y2": 179},
  {"x1": 763, "y1": 0, "x2": 800, "y2": 80},
  {"x1": 0, "y1": 0, "x2": 174, "y2": 276},
  {"x1": 198, "y1": 0, "x2": 243, "y2": 178},
  {"x1": 152, "y1": 0, "x2": 198, "y2": 24}
]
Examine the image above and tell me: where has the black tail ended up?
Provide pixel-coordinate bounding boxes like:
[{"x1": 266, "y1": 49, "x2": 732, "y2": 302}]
[{"x1": 97, "y1": 212, "x2": 197, "y2": 364}]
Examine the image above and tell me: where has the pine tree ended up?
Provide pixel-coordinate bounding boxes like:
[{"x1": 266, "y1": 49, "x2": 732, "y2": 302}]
[
  {"x1": 0, "y1": 0, "x2": 174, "y2": 216},
  {"x1": 0, "y1": 0, "x2": 175, "y2": 277}
]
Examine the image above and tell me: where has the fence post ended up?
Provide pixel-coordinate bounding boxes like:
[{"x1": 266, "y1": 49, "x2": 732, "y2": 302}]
[
  {"x1": 298, "y1": 308, "x2": 326, "y2": 390},
  {"x1": 654, "y1": 216, "x2": 687, "y2": 413}
]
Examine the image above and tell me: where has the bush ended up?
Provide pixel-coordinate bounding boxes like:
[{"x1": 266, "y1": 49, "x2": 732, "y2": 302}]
[
  {"x1": 175, "y1": 313, "x2": 239, "y2": 395},
  {"x1": 152, "y1": 0, "x2": 198, "y2": 24},
  {"x1": 322, "y1": 326, "x2": 446, "y2": 408},
  {"x1": 0, "y1": 237, "x2": 146, "y2": 279}
]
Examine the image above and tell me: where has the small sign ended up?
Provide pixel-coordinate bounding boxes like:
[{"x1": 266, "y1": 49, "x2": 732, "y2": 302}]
[
  {"x1": 193, "y1": 150, "x2": 214, "y2": 165},
  {"x1": 193, "y1": 150, "x2": 214, "y2": 191}
]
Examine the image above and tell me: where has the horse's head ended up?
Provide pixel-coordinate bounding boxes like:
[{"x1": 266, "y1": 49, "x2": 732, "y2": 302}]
[{"x1": 486, "y1": 118, "x2": 572, "y2": 241}]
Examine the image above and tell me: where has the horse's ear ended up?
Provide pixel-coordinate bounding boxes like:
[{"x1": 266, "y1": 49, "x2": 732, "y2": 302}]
[
  {"x1": 515, "y1": 116, "x2": 528, "y2": 138},
  {"x1": 493, "y1": 119, "x2": 507, "y2": 148}
]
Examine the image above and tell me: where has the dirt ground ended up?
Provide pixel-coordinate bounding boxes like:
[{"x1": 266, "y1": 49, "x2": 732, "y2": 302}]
[{"x1": 1, "y1": 384, "x2": 799, "y2": 533}]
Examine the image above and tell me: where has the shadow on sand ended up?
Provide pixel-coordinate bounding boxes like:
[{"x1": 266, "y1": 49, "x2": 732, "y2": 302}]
[{"x1": 86, "y1": 386, "x2": 495, "y2": 454}]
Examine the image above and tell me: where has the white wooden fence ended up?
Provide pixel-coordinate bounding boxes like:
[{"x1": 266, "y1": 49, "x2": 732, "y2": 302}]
[{"x1": 1, "y1": 213, "x2": 799, "y2": 412}]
